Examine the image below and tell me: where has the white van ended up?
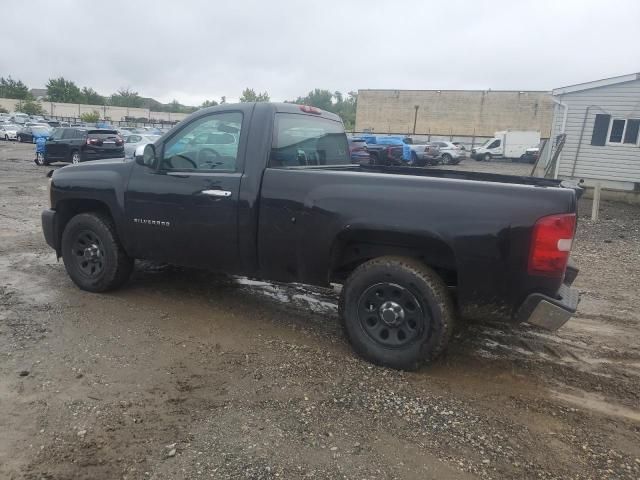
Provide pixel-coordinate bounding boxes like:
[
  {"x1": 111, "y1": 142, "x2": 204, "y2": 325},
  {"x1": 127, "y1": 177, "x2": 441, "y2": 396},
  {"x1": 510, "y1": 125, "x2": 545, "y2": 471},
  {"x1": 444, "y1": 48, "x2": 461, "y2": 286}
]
[{"x1": 472, "y1": 130, "x2": 540, "y2": 161}]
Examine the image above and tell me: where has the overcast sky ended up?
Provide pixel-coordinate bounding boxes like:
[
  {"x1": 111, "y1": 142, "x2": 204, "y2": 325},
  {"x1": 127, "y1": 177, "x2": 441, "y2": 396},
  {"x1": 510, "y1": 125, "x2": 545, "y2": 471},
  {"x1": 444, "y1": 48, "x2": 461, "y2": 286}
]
[{"x1": 2, "y1": 0, "x2": 639, "y2": 105}]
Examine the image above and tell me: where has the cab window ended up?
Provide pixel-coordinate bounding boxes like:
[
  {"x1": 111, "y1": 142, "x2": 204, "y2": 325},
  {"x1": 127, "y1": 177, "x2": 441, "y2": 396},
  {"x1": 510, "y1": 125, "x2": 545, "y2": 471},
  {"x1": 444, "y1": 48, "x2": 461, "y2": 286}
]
[
  {"x1": 161, "y1": 112, "x2": 242, "y2": 171},
  {"x1": 270, "y1": 113, "x2": 349, "y2": 167},
  {"x1": 488, "y1": 139, "x2": 501, "y2": 149}
]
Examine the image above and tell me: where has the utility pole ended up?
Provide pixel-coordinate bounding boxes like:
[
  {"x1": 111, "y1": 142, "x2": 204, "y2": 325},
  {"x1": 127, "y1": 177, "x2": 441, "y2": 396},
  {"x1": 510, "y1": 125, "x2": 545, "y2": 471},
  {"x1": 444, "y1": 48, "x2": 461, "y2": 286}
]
[{"x1": 413, "y1": 105, "x2": 419, "y2": 135}]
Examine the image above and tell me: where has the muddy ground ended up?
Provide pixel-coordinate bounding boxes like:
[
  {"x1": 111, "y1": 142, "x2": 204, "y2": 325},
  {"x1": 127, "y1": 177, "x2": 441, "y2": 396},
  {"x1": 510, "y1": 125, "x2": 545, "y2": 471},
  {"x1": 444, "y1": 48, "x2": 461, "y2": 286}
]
[{"x1": 0, "y1": 142, "x2": 638, "y2": 480}]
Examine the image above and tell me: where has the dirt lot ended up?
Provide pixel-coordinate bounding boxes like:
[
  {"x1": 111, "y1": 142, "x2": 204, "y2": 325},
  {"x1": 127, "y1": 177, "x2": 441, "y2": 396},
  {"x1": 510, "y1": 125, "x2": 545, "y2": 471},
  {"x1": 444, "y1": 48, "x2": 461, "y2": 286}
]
[{"x1": 1, "y1": 142, "x2": 639, "y2": 480}]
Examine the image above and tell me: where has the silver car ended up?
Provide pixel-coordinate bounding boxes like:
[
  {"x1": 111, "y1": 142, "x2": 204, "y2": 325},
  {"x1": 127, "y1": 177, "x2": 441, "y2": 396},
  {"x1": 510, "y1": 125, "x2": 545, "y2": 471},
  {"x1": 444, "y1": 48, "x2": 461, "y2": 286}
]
[
  {"x1": 0, "y1": 124, "x2": 19, "y2": 141},
  {"x1": 431, "y1": 141, "x2": 466, "y2": 165},
  {"x1": 124, "y1": 134, "x2": 160, "y2": 159}
]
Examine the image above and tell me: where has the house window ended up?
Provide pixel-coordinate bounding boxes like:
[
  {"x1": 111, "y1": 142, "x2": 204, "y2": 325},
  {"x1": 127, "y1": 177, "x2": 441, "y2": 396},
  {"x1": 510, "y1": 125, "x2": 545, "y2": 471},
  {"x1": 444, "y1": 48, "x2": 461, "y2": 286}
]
[{"x1": 607, "y1": 118, "x2": 640, "y2": 145}]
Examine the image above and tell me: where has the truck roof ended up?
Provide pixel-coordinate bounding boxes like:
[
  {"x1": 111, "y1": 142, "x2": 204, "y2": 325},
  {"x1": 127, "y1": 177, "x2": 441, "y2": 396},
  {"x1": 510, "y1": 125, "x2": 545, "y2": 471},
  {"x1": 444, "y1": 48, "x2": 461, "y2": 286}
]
[{"x1": 197, "y1": 102, "x2": 343, "y2": 123}]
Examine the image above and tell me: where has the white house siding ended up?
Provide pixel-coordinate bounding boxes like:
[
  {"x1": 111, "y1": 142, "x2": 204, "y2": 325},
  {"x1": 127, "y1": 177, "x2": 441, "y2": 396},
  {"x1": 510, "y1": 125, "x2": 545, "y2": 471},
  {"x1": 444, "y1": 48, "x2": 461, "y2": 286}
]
[{"x1": 552, "y1": 79, "x2": 640, "y2": 189}]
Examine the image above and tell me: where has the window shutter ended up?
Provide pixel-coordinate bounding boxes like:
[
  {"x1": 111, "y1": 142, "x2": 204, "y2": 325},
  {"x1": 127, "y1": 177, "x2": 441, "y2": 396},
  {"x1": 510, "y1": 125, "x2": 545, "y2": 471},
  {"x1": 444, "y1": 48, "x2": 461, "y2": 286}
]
[
  {"x1": 623, "y1": 119, "x2": 640, "y2": 144},
  {"x1": 590, "y1": 114, "x2": 611, "y2": 146}
]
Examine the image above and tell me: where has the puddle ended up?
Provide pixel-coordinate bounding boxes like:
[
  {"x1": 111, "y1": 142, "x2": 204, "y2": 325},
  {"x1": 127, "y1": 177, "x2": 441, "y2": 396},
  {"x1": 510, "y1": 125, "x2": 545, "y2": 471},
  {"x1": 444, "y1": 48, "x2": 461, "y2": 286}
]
[
  {"x1": 552, "y1": 390, "x2": 640, "y2": 423},
  {"x1": 234, "y1": 277, "x2": 338, "y2": 315}
]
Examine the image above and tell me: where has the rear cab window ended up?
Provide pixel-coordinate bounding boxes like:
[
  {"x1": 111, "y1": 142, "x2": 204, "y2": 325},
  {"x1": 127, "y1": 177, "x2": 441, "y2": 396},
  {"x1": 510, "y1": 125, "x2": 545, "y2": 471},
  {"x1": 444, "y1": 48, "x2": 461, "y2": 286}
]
[{"x1": 270, "y1": 113, "x2": 349, "y2": 167}]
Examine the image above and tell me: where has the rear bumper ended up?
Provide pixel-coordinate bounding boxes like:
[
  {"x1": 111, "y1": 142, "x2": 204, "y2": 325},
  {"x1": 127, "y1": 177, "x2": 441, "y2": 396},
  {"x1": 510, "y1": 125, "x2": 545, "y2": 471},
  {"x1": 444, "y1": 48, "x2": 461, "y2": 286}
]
[
  {"x1": 517, "y1": 265, "x2": 580, "y2": 331},
  {"x1": 83, "y1": 149, "x2": 125, "y2": 160},
  {"x1": 41, "y1": 208, "x2": 59, "y2": 252}
]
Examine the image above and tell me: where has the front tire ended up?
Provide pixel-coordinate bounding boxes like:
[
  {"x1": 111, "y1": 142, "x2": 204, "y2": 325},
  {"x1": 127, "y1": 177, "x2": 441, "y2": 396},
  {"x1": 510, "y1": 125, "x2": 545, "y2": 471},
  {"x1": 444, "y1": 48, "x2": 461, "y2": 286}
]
[
  {"x1": 483, "y1": 153, "x2": 492, "y2": 162},
  {"x1": 61, "y1": 213, "x2": 134, "y2": 292},
  {"x1": 71, "y1": 150, "x2": 81, "y2": 164},
  {"x1": 339, "y1": 256, "x2": 455, "y2": 370}
]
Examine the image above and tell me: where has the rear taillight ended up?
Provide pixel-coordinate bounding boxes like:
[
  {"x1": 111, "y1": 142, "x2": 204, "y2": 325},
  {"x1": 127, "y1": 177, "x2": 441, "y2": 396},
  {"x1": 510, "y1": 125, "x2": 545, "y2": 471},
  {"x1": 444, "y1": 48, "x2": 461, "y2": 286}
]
[
  {"x1": 86, "y1": 137, "x2": 98, "y2": 145},
  {"x1": 115, "y1": 135, "x2": 123, "y2": 146},
  {"x1": 528, "y1": 213, "x2": 576, "y2": 277}
]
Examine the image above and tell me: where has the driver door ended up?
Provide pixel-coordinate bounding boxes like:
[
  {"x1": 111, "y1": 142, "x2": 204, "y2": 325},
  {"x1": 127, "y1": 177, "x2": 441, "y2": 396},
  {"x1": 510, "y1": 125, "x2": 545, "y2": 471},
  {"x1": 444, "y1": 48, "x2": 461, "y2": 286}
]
[{"x1": 124, "y1": 111, "x2": 244, "y2": 272}]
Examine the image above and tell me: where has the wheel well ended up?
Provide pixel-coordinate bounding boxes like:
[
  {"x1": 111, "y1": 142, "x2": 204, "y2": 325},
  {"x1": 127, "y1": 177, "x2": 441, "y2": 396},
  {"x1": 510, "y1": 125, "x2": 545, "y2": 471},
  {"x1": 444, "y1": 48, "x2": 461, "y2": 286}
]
[
  {"x1": 56, "y1": 199, "x2": 113, "y2": 249},
  {"x1": 330, "y1": 230, "x2": 457, "y2": 286}
]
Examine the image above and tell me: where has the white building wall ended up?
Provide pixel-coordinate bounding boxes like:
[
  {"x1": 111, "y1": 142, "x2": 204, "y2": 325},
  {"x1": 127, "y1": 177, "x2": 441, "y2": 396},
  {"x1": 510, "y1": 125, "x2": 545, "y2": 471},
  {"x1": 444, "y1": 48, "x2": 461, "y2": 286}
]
[{"x1": 553, "y1": 80, "x2": 640, "y2": 190}]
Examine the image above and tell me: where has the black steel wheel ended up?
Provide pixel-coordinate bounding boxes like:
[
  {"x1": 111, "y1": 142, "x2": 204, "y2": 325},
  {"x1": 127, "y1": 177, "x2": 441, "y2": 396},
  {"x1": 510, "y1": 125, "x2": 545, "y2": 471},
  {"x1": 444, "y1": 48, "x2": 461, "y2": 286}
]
[
  {"x1": 71, "y1": 230, "x2": 105, "y2": 279},
  {"x1": 340, "y1": 256, "x2": 455, "y2": 370},
  {"x1": 358, "y1": 282, "x2": 424, "y2": 348},
  {"x1": 62, "y1": 213, "x2": 134, "y2": 292}
]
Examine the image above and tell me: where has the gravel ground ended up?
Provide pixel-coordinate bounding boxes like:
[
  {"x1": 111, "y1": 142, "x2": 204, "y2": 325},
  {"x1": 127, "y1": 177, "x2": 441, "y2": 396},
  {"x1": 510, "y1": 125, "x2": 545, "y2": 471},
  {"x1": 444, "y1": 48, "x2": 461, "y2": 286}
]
[{"x1": 0, "y1": 143, "x2": 639, "y2": 479}]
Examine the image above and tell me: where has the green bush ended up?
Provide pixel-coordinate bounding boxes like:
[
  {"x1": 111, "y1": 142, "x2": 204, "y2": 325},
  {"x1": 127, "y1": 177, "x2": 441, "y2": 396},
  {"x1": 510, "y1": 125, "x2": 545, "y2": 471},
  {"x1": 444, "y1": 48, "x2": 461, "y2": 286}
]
[
  {"x1": 80, "y1": 110, "x2": 100, "y2": 123},
  {"x1": 20, "y1": 100, "x2": 45, "y2": 116}
]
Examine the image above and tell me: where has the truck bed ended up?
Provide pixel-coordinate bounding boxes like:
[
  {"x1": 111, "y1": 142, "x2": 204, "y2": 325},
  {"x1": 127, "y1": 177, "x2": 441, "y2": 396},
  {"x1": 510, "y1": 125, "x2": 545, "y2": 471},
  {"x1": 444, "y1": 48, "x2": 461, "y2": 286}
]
[{"x1": 327, "y1": 164, "x2": 581, "y2": 192}]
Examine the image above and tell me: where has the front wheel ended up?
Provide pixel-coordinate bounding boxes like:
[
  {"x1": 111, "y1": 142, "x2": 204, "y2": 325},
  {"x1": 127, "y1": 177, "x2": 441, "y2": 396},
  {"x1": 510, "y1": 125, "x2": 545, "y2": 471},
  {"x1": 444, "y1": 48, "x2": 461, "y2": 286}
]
[
  {"x1": 71, "y1": 150, "x2": 81, "y2": 164},
  {"x1": 17, "y1": 135, "x2": 22, "y2": 143},
  {"x1": 339, "y1": 256, "x2": 455, "y2": 370},
  {"x1": 35, "y1": 153, "x2": 47, "y2": 166},
  {"x1": 4, "y1": 135, "x2": 7, "y2": 141},
  {"x1": 483, "y1": 153, "x2": 492, "y2": 162},
  {"x1": 61, "y1": 213, "x2": 134, "y2": 292}
]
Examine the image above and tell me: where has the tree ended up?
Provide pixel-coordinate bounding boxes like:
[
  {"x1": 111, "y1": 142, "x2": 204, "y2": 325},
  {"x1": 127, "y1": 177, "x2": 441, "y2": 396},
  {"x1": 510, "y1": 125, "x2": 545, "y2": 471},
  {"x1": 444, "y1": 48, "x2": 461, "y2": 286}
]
[
  {"x1": 200, "y1": 99, "x2": 219, "y2": 108},
  {"x1": 81, "y1": 87, "x2": 105, "y2": 105},
  {"x1": 239, "y1": 88, "x2": 270, "y2": 103},
  {"x1": 0, "y1": 77, "x2": 30, "y2": 100},
  {"x1": 110, "y1": 88, "x2": 143, "y2": 108},
  {"x1": 290, "y1": 89, "x2": 357, "y2": 129},
  {"x1": 80, "y1": 110, "x2": 100, "y2": 123},
  {"x1": 46, "y1": 77, "x2": 82, "y2": 103},
  {"x1": 20, "y1": 99, "x2": 45, "y2": 116},
  {"x1": 334, "y1": 91, "x2": 357, "y2": 130},
  {"x1": 292, "y1": 89, "x2": 334, "y2": 112}
]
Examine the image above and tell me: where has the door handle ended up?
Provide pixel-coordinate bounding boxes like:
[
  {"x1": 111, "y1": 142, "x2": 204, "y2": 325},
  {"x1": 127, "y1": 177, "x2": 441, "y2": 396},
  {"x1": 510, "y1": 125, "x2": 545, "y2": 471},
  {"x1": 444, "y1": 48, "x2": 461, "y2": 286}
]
[{"x1": 201, "y1": 189, "x2": 232, "y2": 197}]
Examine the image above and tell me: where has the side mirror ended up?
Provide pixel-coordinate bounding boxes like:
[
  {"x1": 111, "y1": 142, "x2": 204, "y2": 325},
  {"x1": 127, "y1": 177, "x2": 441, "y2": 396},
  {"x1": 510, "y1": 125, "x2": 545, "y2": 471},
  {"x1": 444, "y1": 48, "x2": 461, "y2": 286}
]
[{"x1": 135, "y1": 143, "x2": 156, "y2": 167}]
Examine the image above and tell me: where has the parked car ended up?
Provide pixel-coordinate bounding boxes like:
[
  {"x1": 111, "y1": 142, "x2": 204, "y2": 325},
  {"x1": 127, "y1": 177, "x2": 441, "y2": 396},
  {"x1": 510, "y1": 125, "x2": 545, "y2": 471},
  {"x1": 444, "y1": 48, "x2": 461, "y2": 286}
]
[
  {"x1": 348, "y1": 138, "x2": 370, "y2": 163},
  {"x1": 520, "y1": 147, "x2": 540, "y2": 164},
  {"x1": 41, "y1": 102, "x2": 582, "y2": 370},
  {"x1": 1, "y1": 124, "x2": 19, "y2": 141},
  {"x1": 17, "y1": 125, "x2": 51, "y2": 143},
  {"x1": 431, "y1": 141, "x2": 466, "y2": 165},
  {"x1": 44, "y1": 128, "x2": 124, "y2": 165},
  {"x1": 124, "y1": 134, "x2": 160, "y2": 159},
  {"x1": 11, "y1": 112, "x2": 29, "y2": 124},
  {"x1": 408, "y1": 142, "x2": 441, "y2": 166},
  {"x1": 46, "y1": 120, "x2": 61, "y2": 128},
  {"x1": 452, "y1": 142, "x2": 466, "y2": 151}
]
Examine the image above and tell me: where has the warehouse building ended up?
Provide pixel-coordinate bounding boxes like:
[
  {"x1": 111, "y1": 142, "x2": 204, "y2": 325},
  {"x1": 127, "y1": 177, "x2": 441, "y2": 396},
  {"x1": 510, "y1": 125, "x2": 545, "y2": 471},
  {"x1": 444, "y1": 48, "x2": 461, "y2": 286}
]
[
  {"x1": 355, "y1": 89, "x2": 553, "y2": 139},
  {"x1": 544, "y1": 72, "x2": 640, "y2": 195}
]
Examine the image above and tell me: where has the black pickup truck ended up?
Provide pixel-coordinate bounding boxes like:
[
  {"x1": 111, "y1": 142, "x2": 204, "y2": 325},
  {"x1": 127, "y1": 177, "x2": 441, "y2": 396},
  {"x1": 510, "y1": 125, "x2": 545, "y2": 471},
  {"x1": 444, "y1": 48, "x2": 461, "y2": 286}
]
[{"x1": 41, "y1": 102, "x2": 581, "y2": 370}]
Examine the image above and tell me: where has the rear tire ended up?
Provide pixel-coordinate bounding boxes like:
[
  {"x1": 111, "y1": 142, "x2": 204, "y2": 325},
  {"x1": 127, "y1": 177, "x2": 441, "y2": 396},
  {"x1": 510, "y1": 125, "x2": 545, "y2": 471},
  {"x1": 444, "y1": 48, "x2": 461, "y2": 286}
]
[
  {"x1": 442, "y1": 153, "x2": 453, "y2": 165},
  {"x1": 61, "y1": 213, "x2": 134, "y2": 292},
  {"x1": 339, "y1": 256, "x2": 455, "y2": 370}
]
